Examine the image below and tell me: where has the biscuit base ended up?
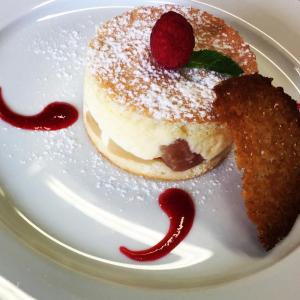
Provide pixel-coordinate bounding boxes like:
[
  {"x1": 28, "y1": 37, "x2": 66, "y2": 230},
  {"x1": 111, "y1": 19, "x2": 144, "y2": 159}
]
[{"x1": 84, "y1": 111, "x2": 231, "y2": 181}]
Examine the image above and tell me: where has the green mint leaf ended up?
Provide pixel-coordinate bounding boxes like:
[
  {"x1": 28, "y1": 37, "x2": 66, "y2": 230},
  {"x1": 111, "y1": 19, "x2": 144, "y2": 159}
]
[{"x1": 186, "y1": 49, "x2": 244, "y2": 76}]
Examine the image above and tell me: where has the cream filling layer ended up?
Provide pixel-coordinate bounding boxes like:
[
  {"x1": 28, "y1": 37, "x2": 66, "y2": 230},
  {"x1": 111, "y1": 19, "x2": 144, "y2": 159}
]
[{"x1": 84, "y1": 73, "x2": 232, "y2": 161}]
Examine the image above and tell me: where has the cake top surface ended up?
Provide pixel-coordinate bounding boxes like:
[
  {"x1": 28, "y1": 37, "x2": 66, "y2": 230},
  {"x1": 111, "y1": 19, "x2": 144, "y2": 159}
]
[{"x1": 87, "y1": 5, "x2": 257, "y2": 123}]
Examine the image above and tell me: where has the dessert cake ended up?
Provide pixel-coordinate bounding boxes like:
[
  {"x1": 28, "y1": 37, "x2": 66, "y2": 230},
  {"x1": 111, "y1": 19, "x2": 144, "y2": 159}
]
[{"x1": 84, "y1": 5, "x2": 257, "y2": 180}]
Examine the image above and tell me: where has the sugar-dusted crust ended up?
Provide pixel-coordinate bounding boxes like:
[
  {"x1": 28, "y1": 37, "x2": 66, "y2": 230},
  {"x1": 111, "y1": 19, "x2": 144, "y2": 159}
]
[
  {"x1": 87, "y1": 5, "x2": 257, "y2": 123},
  {"x1": 84, "y1": 111, "x2": 231, "y2": 181},
  {"x1": 213, "y1": 74, "x2": 300, "y2": 250}
]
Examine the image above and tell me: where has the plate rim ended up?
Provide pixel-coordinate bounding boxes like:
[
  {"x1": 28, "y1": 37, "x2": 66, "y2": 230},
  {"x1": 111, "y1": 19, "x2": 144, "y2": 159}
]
[{"x1": 0, "y1": 0, "x2": 300, "y2": 299}]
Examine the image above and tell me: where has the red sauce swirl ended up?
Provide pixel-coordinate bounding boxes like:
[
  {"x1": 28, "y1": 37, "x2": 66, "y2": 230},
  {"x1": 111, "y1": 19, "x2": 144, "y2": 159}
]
[
  {"x1": 0, "y1": 87, "x2": 78, "y2": 131},
  {"x1": 120, "y1": 188, "x2": 195, "y2": 261}
]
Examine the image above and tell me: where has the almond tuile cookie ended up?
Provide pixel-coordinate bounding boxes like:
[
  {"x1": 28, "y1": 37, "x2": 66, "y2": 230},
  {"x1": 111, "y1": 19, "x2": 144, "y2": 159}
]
[{"x1": 213, "y1": 74, "x2": 300, "y2": 250}]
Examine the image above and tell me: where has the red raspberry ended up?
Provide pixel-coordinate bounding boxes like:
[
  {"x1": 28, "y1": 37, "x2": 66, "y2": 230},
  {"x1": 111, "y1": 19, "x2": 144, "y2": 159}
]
[{"x1": 150, "y1": 11, "x2": 195, "y2": 69}]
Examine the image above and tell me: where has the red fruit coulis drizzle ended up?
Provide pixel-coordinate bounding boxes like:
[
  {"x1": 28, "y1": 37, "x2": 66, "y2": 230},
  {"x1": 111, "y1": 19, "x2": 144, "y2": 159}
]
[
  {"x1": 120, "y1": 188, "x2": 195, "y2": 261},
  {"x1": 0, "y1": 87, "x2": 78, "y2": 130}
]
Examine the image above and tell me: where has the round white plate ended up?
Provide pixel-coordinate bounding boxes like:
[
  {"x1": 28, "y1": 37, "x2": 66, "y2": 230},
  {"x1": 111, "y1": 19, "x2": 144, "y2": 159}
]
[{"x1": 0, "y1": 0, "x2": 299, "y2": 299}]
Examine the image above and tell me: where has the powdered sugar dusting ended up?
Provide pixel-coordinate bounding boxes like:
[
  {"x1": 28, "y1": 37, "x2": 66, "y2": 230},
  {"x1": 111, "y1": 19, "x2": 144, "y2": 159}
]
[
  {"x1": 87, "y1": 5, "x2": 257, "y2": 122},
  {"x1": 32, "y1": 28, "x2": 87, "y2": 82}
]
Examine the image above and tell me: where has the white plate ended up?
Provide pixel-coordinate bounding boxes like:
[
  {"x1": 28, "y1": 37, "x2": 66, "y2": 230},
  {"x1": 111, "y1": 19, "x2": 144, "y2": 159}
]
[{"x1": 0, "y1": 0, "x2": 300, "y2": 299}]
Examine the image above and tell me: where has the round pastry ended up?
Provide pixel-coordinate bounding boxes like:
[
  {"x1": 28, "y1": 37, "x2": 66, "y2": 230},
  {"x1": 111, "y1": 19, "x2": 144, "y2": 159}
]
[{"x1": 84, "y1": 5, "x2": 257, "y2": 180}]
